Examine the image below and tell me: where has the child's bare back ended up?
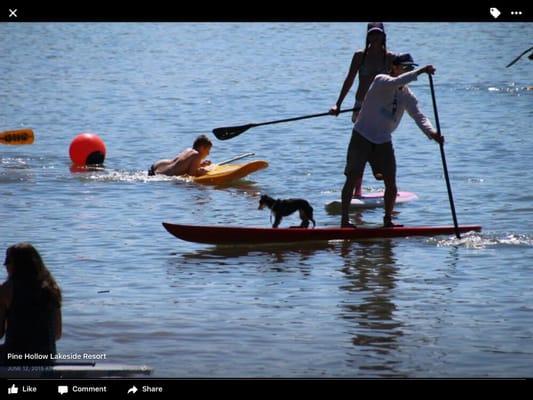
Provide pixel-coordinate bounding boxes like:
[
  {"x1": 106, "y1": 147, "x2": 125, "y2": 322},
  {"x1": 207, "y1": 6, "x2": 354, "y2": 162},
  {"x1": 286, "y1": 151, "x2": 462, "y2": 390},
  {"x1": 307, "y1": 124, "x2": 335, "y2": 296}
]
[{"x1": 148, "y1": 135, "x2": 212, "y2": 177}]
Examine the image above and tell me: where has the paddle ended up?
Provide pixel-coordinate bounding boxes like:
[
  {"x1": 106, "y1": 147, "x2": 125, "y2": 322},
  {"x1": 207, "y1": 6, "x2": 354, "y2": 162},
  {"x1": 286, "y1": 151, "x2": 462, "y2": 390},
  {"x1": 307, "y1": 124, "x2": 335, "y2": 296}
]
[
  {"x1": 428, "y1": 74, "x2": 461, "y2": 239},
  {"x1": 0, "y1": 128, "x2": 34, "y2": 145},
  {"x1": 506, "y1": 45, "x2": 533, "y2": 68},
  {"x1": 213, "y1": 108, "x2": 355, "y2": 141},
  {"x1": 218, "y1": 152, "x2": 255, "y2": 166}
]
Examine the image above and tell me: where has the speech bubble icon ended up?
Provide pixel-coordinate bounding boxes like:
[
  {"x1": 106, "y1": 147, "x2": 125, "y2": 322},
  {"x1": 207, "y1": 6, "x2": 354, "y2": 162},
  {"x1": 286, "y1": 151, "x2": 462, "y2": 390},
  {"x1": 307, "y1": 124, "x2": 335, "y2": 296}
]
[
  {"x1": 58, "y1": 386, "x2": 69, "y2": 395},
  {"x1": 490, "y1": 8, "x2": 501, "y2": 19}
]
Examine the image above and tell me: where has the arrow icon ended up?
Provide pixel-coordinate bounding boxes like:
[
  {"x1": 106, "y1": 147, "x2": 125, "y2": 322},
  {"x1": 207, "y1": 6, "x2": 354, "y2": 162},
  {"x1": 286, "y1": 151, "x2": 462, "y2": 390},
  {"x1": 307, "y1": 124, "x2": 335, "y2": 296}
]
[{"x1": 127, "y1": 386, "x2": 138, "y2": 394}]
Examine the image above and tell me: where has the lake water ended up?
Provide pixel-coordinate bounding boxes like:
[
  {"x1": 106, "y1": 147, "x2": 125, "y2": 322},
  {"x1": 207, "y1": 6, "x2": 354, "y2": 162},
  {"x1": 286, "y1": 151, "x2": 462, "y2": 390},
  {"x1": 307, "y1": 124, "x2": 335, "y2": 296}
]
[{"x1": 1, "y1": 22, "x2": 532, "y2": 378}]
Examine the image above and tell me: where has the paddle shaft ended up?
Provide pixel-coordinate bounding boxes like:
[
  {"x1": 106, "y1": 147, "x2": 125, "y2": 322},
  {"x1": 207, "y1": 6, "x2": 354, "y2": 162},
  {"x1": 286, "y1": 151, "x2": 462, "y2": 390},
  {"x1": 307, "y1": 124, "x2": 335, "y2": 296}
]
[
  {"x1": 218, "y1": 152, "x2": 255, "y2": 165},
  {"x1": 428, "y1": 74, "x2": 461, "y2": 239},
  {"x1": 506, "y1": 45, "x2": 533, "y2": 68},
  {"x1": 213, "y1": 108, "x2": 355, "y2": 140},
  {"x1": 248, "y1": 108, "x2": 354, "y2": 128}
]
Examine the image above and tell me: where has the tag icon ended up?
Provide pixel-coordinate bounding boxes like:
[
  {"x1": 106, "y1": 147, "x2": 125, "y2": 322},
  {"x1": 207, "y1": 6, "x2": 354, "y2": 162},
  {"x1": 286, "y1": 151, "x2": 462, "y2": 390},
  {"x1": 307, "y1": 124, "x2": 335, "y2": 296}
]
[{"x1": 490, "y1": 7, "x2": 501, "y2": 19}]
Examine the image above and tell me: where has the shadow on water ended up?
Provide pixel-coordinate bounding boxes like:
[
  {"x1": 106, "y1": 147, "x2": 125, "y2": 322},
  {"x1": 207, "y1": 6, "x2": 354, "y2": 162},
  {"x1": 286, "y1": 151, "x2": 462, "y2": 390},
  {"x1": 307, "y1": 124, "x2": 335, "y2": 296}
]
[{"x1": 336, "y1": 240, "x2": 406, "y2": 377}]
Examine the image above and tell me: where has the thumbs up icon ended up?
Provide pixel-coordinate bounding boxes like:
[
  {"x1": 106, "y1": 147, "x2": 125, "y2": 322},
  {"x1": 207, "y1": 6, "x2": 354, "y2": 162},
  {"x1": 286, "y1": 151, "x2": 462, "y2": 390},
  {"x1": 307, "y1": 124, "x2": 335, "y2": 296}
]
[{"x1": 8, "y1": 385, "x2": 19, "y2": 395}]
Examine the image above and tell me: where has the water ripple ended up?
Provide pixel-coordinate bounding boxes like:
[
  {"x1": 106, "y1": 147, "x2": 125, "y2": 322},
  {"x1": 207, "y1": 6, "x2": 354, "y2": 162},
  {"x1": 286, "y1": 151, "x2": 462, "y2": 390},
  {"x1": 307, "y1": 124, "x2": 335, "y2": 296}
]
[{"x1": 432, "y1": 232, "x2": 533, "y2": 249}]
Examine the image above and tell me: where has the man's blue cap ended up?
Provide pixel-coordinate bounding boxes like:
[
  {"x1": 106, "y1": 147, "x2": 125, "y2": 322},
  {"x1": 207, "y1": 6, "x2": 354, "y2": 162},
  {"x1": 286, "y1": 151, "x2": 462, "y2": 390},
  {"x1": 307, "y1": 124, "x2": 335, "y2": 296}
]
[{"x1": 393, "y1": 53, "x2": 419, "y2": 67}]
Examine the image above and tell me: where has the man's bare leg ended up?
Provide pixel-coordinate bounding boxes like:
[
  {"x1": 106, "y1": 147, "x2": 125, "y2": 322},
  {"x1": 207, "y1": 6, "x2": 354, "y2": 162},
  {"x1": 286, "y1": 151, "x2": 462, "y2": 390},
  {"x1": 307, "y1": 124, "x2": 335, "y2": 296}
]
[
  {"x1": 353, "y1": 176, "x2": 363, "y2": 197},
  {"x1": 341, "y1": 174, "x2": 360, "y2": 227},
  {"x1": 383, "y1": 175, "x2": 398, "y2": 227}
]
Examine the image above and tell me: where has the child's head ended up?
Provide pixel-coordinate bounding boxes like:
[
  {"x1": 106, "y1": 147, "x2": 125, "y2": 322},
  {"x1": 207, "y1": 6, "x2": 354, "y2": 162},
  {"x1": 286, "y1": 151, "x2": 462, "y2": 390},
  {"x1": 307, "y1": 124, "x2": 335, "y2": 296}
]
[{"x1": 192, "y1": 135, "x2": 212, "y2": 158}]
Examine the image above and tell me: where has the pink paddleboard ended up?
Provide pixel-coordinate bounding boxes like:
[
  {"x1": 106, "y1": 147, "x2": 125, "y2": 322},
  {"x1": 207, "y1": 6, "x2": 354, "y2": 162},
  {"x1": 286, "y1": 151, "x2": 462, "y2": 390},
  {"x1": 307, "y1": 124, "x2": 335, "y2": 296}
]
[{"x1": 325, "y1": 191, "x2": 418, "y2": 213}]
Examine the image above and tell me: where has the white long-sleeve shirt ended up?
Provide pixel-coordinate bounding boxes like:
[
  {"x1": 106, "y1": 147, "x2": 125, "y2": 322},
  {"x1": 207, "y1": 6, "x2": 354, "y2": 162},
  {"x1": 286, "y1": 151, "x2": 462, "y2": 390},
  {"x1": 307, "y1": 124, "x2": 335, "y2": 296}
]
[{"x1": 353, "y1": 69, "x2": 435, "y2": 144}]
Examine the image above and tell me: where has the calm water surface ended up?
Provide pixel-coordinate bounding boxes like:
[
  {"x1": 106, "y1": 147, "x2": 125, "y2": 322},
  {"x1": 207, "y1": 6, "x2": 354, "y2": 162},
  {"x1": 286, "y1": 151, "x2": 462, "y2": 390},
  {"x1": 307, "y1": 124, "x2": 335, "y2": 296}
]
[{"x1": 1, "y1": 22, "x2": 532, "y2": 377}]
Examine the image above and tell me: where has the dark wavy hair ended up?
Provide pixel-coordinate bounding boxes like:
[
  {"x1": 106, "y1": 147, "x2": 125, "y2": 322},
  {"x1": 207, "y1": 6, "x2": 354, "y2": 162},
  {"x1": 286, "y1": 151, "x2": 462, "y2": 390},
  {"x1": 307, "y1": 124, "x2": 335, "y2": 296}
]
[
  {"x1": 192, "y1": 135, "x2": 213, "y2": 151},
  {"x1": 361, "y1": 22, "x2": 387, "y2": 68},
  {"x1": 4, "y1": 243, "x2": 62, "y2": 307}
]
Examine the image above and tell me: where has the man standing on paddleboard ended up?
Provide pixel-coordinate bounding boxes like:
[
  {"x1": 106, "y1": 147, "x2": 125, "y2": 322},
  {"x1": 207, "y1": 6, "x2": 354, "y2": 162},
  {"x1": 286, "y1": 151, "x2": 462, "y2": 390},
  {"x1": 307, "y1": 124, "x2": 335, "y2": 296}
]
[{"x1": 340, "y1": 53, "x2": 444, "y2": 228}]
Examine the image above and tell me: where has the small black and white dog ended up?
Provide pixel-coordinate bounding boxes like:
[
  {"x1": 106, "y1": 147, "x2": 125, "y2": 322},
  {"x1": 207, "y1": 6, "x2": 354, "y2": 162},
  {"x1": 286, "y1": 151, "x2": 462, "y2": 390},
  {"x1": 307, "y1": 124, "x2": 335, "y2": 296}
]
[{"x1": 258, "y1": 194, "x2": 316, "y2": 228}]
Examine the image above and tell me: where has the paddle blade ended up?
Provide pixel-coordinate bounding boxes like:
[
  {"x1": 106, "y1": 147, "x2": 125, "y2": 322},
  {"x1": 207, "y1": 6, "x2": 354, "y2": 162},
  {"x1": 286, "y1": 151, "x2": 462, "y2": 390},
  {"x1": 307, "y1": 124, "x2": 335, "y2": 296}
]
[
  {"x1": 212, "y1": 124, "x2": 254, "y2": 141},
  {"x1": 0, "y1": 129, "x2": 35, "y2": 145}
]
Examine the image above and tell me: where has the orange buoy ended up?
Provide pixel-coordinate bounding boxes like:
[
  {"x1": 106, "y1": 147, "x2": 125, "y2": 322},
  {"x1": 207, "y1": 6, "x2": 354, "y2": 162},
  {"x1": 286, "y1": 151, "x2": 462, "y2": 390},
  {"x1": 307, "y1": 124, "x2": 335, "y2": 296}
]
[{"x1": 69, "y1": 133, "x2": 106, "y2": 166}]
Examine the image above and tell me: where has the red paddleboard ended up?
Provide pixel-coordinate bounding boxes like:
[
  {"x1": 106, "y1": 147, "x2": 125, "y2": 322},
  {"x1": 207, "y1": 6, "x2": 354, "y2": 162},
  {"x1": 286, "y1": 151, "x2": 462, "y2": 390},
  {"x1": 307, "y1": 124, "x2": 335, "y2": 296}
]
[
  {"x1": 162, "y1": 222, "x2": 481, "y2": 245},
  {"x1": 325, "y1": 191, "x2": 418, "y2": 213}
]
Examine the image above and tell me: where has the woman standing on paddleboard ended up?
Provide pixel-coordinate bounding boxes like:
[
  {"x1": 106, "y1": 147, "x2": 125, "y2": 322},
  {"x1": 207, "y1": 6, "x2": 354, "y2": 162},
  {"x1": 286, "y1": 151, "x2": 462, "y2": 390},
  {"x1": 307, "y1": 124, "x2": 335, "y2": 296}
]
[
  {"x1": 329, "y1": 22, "x2": 396, "y2": 197},
  {"x1": 0, "y1": 243, "x2": 62, "y2": 365}
]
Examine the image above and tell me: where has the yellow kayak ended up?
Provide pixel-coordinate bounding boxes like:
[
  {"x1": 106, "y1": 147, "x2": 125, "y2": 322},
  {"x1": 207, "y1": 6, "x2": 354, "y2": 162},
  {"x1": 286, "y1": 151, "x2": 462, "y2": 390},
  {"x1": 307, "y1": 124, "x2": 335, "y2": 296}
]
[{"x1": 192, "y1": 160, "x2": 268, "y2": 185}]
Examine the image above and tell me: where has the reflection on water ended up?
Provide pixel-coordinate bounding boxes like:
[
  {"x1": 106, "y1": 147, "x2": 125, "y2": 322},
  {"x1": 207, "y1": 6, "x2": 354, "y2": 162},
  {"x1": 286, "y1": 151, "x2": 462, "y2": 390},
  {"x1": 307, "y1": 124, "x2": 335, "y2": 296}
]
[
  {"x1": 338, "y1": 240, "x2": 405, "y2": 376},
  {"x1": 210, "y1": 180, "x2": 263, "y2": 197},
  {"x1": 178, "y1": 241, "x2": 337, "y2": 270},
  {"x1": 172, "y1": 240, "x2": 408, "y2": 377}
]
